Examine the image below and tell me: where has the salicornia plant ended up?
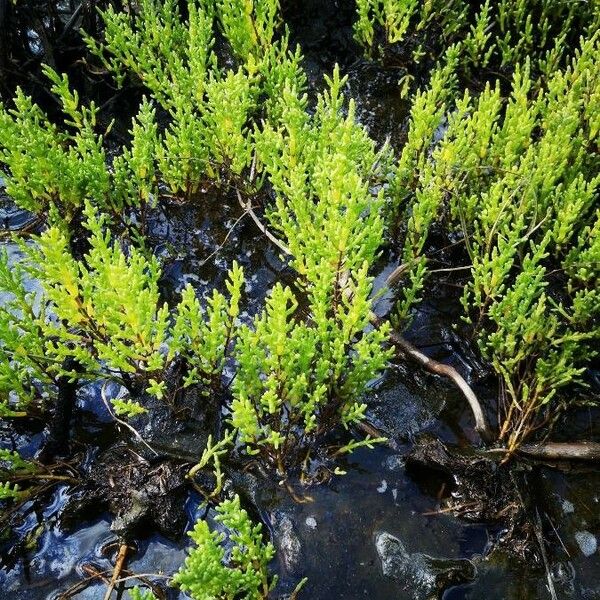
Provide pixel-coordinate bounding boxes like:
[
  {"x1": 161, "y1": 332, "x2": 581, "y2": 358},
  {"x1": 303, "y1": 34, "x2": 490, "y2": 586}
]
[
  {"x1": 227, "y1": 67, "x2": 395, "y2": 471},
  {"x1": 85, "y1": 0, "x2": 303, "y2": 198},
  {"x1": 231, "y1": 281, "x2": 390, "y2": 472},
  {"x1": 354, "y1": 0, "x2": 600, "y2": 77},
  {"x1": 390, "y1": 33, "x2": 600, "y2": 454},
  {"x1": 173, "y1": 495, "x2": 277, "y2": 600},
  {"x1": 0, "y1": 204, "x2": 243, "y2": 416},
  {"x1": 0, "y1": 67, "x2": 139, "y2": 221}
]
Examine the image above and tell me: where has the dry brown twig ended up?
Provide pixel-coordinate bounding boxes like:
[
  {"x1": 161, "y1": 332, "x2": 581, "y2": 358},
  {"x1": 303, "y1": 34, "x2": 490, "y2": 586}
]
[
  {"x1": 103, "y1": 543, "x2": 130, "y2": 600},
  {"x1": 57, "y1": 566, "x2": 111, "y2": 599},
  {"x1": 236, "y1": 189, "x2": 291, "y2": 255},
  {"x1": 517, "y1": 441, "x2": 600, "y2": 462},
  {"x1": 381, "y1": 320, "x2": 493, "y2": 442}
]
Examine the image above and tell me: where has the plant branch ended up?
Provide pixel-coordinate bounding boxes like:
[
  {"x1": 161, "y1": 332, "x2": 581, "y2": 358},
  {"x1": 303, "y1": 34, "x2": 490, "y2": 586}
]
[
  {"x1": 100, "y1": 383, "x2": 158, "y2": 457},
  {"x1": 103, "y1": 543, "x2": 130, "y2": 600},
  {"x1": 240, "y1": 198, "x2": 494, "y2": 443},
  {"x1": 517, "y1": 441, "x2": 600, "y2": 462},
  {"x1": 383, "y1": 320, "x2": 493, "y2": 442},
  {"x1": 236, "y1": 189, "x2": 291, "y2": 255}
]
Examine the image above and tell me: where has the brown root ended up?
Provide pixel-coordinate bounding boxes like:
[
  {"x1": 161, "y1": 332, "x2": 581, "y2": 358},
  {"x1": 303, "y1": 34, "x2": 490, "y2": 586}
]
[{"x1": 518, "y1": 441, "x2": 600, "y2": 462}]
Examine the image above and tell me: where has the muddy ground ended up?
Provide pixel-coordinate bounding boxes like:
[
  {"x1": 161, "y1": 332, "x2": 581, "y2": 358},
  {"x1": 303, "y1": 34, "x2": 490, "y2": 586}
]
[{"x1": 1, "y1": 2, "x2": 600, "y2": 599}]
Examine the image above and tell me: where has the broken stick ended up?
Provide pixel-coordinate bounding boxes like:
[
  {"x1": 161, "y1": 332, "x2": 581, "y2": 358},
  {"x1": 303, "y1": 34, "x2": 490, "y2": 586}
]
[{"x1": 103, "y1": 543, "x2": 130, "y2": 600}]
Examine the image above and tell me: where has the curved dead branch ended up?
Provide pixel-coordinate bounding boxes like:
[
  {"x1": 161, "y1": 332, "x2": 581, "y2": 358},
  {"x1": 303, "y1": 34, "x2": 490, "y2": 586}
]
[
  {"x1": 373, "y1": 316, "x2": 494, "y2": 442},
  {"x1": 236, "y1": 190, "x2": 291, "y2": 255},
  {"x1": 518, "y1": 441, "x2": 600, "y2": 462}
]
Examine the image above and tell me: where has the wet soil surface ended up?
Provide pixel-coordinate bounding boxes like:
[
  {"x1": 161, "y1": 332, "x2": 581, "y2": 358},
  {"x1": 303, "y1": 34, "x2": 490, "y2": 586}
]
[{"x1": 1, "y1": 2, "x2": 600, "y2": 599}]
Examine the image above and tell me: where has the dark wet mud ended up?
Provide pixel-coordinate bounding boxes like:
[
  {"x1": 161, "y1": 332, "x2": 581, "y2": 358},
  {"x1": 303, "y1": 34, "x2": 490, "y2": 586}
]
[{"x1": 1, "y1": 2, "x2": 599, "y2": 599}]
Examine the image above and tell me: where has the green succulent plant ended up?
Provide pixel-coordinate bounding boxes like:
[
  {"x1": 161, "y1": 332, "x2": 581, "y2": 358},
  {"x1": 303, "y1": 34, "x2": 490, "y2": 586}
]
[
  {"x1": 391, "y1": 33, "x2": 600, "y2": 453},
  {"x1": 173, "y1": 495, "x2": 276, "y2": 600}
]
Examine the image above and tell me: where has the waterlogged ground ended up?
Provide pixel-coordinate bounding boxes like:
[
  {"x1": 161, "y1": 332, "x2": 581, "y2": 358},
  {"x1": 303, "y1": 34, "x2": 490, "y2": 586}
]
[
  {"x1": 1, "y1": 2, "x2": 600, "y2": 598},
  {"x1": 2, "y1": 194, "x2": 599, "y2": 599},
  {"x1": 2, "y1": 356, "x2": 600, "y2": 599}
]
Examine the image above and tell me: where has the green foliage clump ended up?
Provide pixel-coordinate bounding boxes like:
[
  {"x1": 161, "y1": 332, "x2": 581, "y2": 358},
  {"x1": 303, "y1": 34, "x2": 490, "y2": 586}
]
[
  {"x1": 111, "y1": 99, "x2": 159, "y2": 209},
  {"x1": 390, "y1": 33, "x2": 600, "y2": 452},
  {"x1": 0, "y1": 241, "x2": 69, "y2": 417},
  {"x1": 0, "y1": 0, "x2": 305, "y2": 218},
  {"x1": 169, "y1": 265, "x2": 243, "y2": 392},
  {"x1": 354, "y1": 0, "x2": 600, "y2": 77},
  {"x1": 86, "y1": 0, "x2": 215, "y2": 107},
  {"x1": 231, "y1": 281, "x2": 390, "y2": 470},
  {"x1": 86, "y1": 0, "x2": 243, "y2": 195},
  {"x1": 0, "y1": 481, "x2": 23, "y2": 502},
  {"x1": 0, "y1": 206, "x2": 243, "y2": 413},
  {"x1": 387, "y1": 52, "x2": 460, "y2": 323},
  {"x1": 2, "y1": 182, "x2": 385, "y2": 475},
  {"x1": 25, "y1": 203, "x2": 170, "y2": 396},
  {"x1": 85, "y1": 0, "x2": 303, "y2": 198},
  {"x1": 224, "y1": 66, "x2": 395, "y2": 470},
  {"x1": 256, "y1": 67, "x2": 391, "y2": 285},
  {"x1": 215, "y1": 0, "x2": 280, "y2": 61},
  {"x1": 173, "y1": 495, "x2": 276, "y2": 600},
  {"x1": 0, "y1": 68, "x2": 117, "y2": 220},
  {"x1": 130, "y1": 588, "x2": 158, "y2": 600},
  {"x1": 354, "y1": 0, "x2": 467, "y2": 54},
  {"x1": 0, "y1": 63, "x2": 164, "y2": 223},
  {"x1": 0, "y1": 449, "x2": 36, "y2": 502}
]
